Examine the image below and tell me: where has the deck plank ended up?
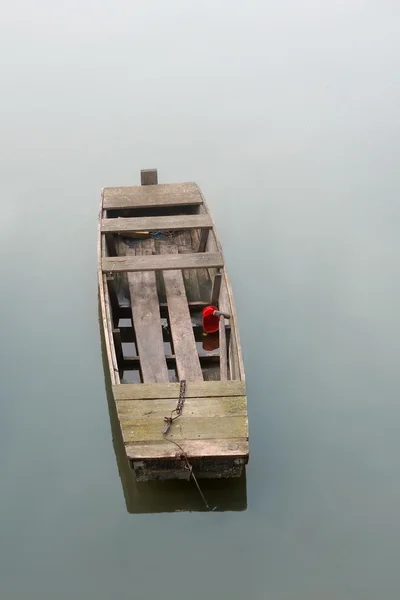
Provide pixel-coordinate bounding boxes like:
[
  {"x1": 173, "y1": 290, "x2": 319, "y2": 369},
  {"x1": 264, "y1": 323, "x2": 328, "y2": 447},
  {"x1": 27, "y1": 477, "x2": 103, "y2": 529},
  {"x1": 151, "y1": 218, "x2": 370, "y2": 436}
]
[
  {"x1": 126, "y1": 438, "x2": 249, "y2": 460},
  {"x1": 126, "y1": 234, "x2": 168, "y2": 383},
  {"x1": 190, "y1": 229, "x2": 211, "y2": 301},
  {"x1": 113, "y1": 380, "x2": 246, "y2": 400},
  {"x1": 162, "y1": 246, "x2": 203, "y2": 381},
  {"x1": 102, "y1": 252, "x2": 223, "y2": 273},
  {"x1": 121, "y1": 415, "x2": 248, "y2": 442},
  {"x1": 103, "y1": 182, "x2": 202, "y2": 209},
  {"x1": 128, "y1": 271, "x2": 169, "y2": 383},
  {"x1": 116, "y1": 396, "x2": 247, "y2": 420},
  {"x1": 176, "y1": 229, "x2": 201, "y2": 303},
  {"x1": 102, "y1": 214, "x2": 212, "y2": 234}
]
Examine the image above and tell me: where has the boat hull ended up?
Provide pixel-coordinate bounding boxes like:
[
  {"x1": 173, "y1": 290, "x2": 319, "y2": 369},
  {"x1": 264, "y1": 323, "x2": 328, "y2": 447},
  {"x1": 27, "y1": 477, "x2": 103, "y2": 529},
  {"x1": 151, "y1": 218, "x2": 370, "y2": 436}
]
[{"x1": 98, "y1": 169, "x2": 248, "y2": 482}]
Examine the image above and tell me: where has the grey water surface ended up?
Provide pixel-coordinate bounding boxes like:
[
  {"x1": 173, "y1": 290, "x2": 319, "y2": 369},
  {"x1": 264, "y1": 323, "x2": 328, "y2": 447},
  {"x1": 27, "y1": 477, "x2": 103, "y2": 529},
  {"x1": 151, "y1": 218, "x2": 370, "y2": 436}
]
[{"x1": 1, "y1": 2, "x2": 400, "y2": 599}]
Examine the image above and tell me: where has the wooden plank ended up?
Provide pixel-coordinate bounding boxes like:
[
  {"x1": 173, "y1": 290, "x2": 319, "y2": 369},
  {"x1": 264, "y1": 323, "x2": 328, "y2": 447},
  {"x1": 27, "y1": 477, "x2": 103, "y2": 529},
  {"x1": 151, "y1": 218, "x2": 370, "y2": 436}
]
[
  {"x1": 103, "y1": 182, "x2": 202, "y2": 209},
  {"x1": 198, "y1": 229, "x2": 209, "y2": 252},
  {"x1": 106, "y1": 275, "x2": 120, "y2": 326},
  {"x1": 113, "y1": 380, "x2": 246, "y2": 400},
  {"x1": 118, "y1": 301, "x2": 211, "y2": 319},
  {"x1": 121, "y1": 415, "x2": 248, "y2": 442},
  {"x1": 126, "y1": 438, "x2": 249, "y2": 460},
  {"x1": 102, "y1": 252, "x2": 223, "y2": 273},
  {"x1": 175, "y1": 229, "x2": 201, "y2": 303},
  {"x1": 205, "y1": 220, "x2": 244, "y2": 380},
  {"x1": 219, "y1": 315, "x2": 228, "y2": 381},
  {"x1": 117, "y1": 396, "x2": 247, "y2": 419},
  {"x1": 220, "y1": 272, "x2": 241, "y2": 380},
  {"x1": 162, "y1": 246, "x2": 203, "y2": 381},
  {"x1": 102, "y1": 214, "x2": 212, "y2": 234},
  {"x1": 122, "y1": 353, "x2": 220, "y2": 369},
  {"x1": 141, "y1": 169, "x2": 158, "y2": 185},
  {"x1": 98, "y1": 202, "x2": 120, "y2": 385},
  {"x1": 210, "y1": 269, "x2": 222, "y2": 306},
  {"x1": 112, "y1": 328, "x2": 124, "y2": 368},
  {"x1": 128, "y1": 270, "x2": 169, "y2": 383},
  {"x1": 189, "y1": 229, "x2": 211, "y2": 301},
  {"x1": 119, "y1": 324, "x2": 230, "y2": 343}
]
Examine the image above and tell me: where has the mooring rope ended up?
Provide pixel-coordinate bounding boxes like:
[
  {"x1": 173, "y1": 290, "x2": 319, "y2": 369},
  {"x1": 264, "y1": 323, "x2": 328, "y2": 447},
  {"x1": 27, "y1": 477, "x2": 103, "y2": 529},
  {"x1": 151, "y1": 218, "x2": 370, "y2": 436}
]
[{"x1": 162, "y1": 380, "x2": 215, "y2": 511}]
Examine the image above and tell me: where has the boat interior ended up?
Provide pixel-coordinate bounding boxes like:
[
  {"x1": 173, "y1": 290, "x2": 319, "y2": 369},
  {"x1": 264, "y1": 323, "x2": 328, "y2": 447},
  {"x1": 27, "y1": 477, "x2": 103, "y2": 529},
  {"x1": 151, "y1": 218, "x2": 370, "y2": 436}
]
[{"x1": 100, "y1": 177, "x2": 239, "y2": 385}]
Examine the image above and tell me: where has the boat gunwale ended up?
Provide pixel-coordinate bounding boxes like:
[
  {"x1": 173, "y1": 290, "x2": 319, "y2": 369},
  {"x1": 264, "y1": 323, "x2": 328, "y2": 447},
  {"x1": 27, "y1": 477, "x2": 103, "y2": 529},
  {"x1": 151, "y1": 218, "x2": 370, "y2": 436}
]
[{"x1": 98, "y1": 189, "x2": 119, "y2": 386}]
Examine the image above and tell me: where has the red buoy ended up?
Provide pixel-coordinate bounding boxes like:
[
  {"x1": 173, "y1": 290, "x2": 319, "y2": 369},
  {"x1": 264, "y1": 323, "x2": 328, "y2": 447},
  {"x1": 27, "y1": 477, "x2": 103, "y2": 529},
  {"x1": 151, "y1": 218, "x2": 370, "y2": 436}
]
[{"x1": 202, "y1": 305, "x2": 220, "y2": 334}]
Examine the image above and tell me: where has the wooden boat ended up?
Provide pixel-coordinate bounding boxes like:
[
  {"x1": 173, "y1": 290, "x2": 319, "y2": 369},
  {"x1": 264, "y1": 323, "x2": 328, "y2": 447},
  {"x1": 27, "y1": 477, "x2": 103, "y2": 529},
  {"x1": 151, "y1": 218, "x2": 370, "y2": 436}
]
[{"x1": 98, "y1": 169, "x2": 248, "y2": 481}]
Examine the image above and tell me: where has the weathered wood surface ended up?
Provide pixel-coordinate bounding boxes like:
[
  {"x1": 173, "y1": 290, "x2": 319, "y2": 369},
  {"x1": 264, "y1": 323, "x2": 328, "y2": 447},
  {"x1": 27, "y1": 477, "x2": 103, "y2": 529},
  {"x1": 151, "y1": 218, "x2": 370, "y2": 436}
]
[
  {"x1": 102, "y1": 214, "x2": 212, "y2": 234},
  {"x1": 204, "y1": 210, "x2": 244, "y2": 381},
  {"x1": 112, "y1": 328, "x2": 124, "y2": 367},
  {"x1": 119, "y1": 324, "x2": 223, "y2": 343},
  {"x1": 116, "y1": 300, "x2": 209, "y2": 320},
  {"x1": 106, "y1": 275, "x2": 120, "y2": 325},
  {"x1": 164, "y1": 272, "x2": 203, "y2": 380},
  {"x1": 121, "y1": 415, "x2": 247, "y2": 442},
  {"x1": 141, "y1": 168, "x2": 158, "y2": 185},
  {"x1": 219, "y1": 315, "x2": 228, "y2": 381},
  {"x1": 99, "y1": 205, "x2": 120, "y2": 385},
  {"x1": 99, "y1": 170, "x2": 249, "y2": 482},
  {"x1": 126, "y1": 438, "x2": 249, "y2": 460},
  {"x1": 125, "y1": 235, "x2": 168, "y2": 383},
  {"x1": 117, "y1": 396, "x2": 247, "y2": 420},
  {"x1": 128, "y1": 271, "x2": 169, "y2": 382},
  {"x1": 103, "y1": 182, "x2": 202, "y2": 209},
  {"x1": 198, "y1": 228, "x2": 209, "y2": 252},
  {"x1": 102, "y1": 252, "x2": 224, "y2": 273},
  {"x1": 189, "y1": 229, "x2": 212, "y2": 301},
  {"x1": 113, "y1": 380, "x2": 246, "y2": 400},
  {"x1": 210, "y1": 269, "x2": 222, "y2": 306},
  {"x1": 161, "y1": 244, "x2": 203, "y2": 381}
]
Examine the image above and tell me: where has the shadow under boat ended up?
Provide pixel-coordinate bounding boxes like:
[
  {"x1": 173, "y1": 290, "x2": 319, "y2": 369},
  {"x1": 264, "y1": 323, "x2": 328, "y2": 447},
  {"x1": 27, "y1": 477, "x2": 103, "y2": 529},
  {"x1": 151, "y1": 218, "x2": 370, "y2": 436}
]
[{"x1": 99, "y1": 303, "x2": 247, "y2": 513}]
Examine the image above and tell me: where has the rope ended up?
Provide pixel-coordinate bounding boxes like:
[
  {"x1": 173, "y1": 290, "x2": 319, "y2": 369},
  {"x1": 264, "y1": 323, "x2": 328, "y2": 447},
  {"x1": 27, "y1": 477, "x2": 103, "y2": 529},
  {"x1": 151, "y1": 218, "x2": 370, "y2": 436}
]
[
  {"x1": 162, "y1": 380, "x2": 216, "y2": 511},
  {"x1": 162, "y1": 437, "x2": 214, "y2": 510}
]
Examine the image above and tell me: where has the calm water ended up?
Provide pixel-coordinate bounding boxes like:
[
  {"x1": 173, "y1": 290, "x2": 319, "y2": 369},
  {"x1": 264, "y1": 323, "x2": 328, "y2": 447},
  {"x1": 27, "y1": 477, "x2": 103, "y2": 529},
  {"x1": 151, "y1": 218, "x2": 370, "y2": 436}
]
[{"x1": 1, "y1": 2, "x2": 400, "y2": 599}]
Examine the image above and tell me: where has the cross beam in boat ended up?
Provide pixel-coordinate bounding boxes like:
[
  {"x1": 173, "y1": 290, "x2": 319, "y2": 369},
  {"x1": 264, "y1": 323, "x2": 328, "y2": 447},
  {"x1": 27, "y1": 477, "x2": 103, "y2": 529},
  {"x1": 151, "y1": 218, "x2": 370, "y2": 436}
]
[
  {"x1": 114, "y1": 380, "x2": 246, "y2": 400},
  {"x1": 102, "y1": 252, "x2": 224, "y2": 273},
  {"x1": 101, "y1": 214, "x2": 212, "y2": 234},
  {"x1": 103, "y1": 182, "x2": 203, "y2": 209}
]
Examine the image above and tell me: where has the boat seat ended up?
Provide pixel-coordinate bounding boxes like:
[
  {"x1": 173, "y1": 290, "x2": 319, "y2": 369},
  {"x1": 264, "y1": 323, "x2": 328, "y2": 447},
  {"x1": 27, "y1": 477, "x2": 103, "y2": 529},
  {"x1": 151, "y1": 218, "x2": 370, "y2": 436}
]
[
  {"x1": 102, "y1": 252, "x2": 224, "y2": 273},
  {"x1": 101, "y1": 214, "x2": 212, "y2": 234},
  {"x1": 103, "y1": 182, "x2": 203, "y2": 210}
]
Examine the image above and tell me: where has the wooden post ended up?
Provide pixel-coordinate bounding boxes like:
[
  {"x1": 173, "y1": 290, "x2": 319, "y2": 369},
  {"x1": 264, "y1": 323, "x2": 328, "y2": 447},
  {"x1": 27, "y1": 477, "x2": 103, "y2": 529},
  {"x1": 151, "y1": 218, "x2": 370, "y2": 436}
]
[
  {"x1": 198, "y1": 229, "x2": 209, "y2": 252},
  {"x1": 219, "y1": 315, "x2": 228, "y2": 381},
  {"x1": 106, "y1": 275, "x2": 120, "y2": 326},
  {"x1": 112, "y1": 327, "x2": 124, "y2": 372},
  {"x1": 213, "y1": 309, "x2": 231, "y2": 319},
  {"x1": 141, "y1": 169, "x2": 158, "y2": 186},
  {"x1": 210, "y1": 269, "x2": 222, "y2": 306}
]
